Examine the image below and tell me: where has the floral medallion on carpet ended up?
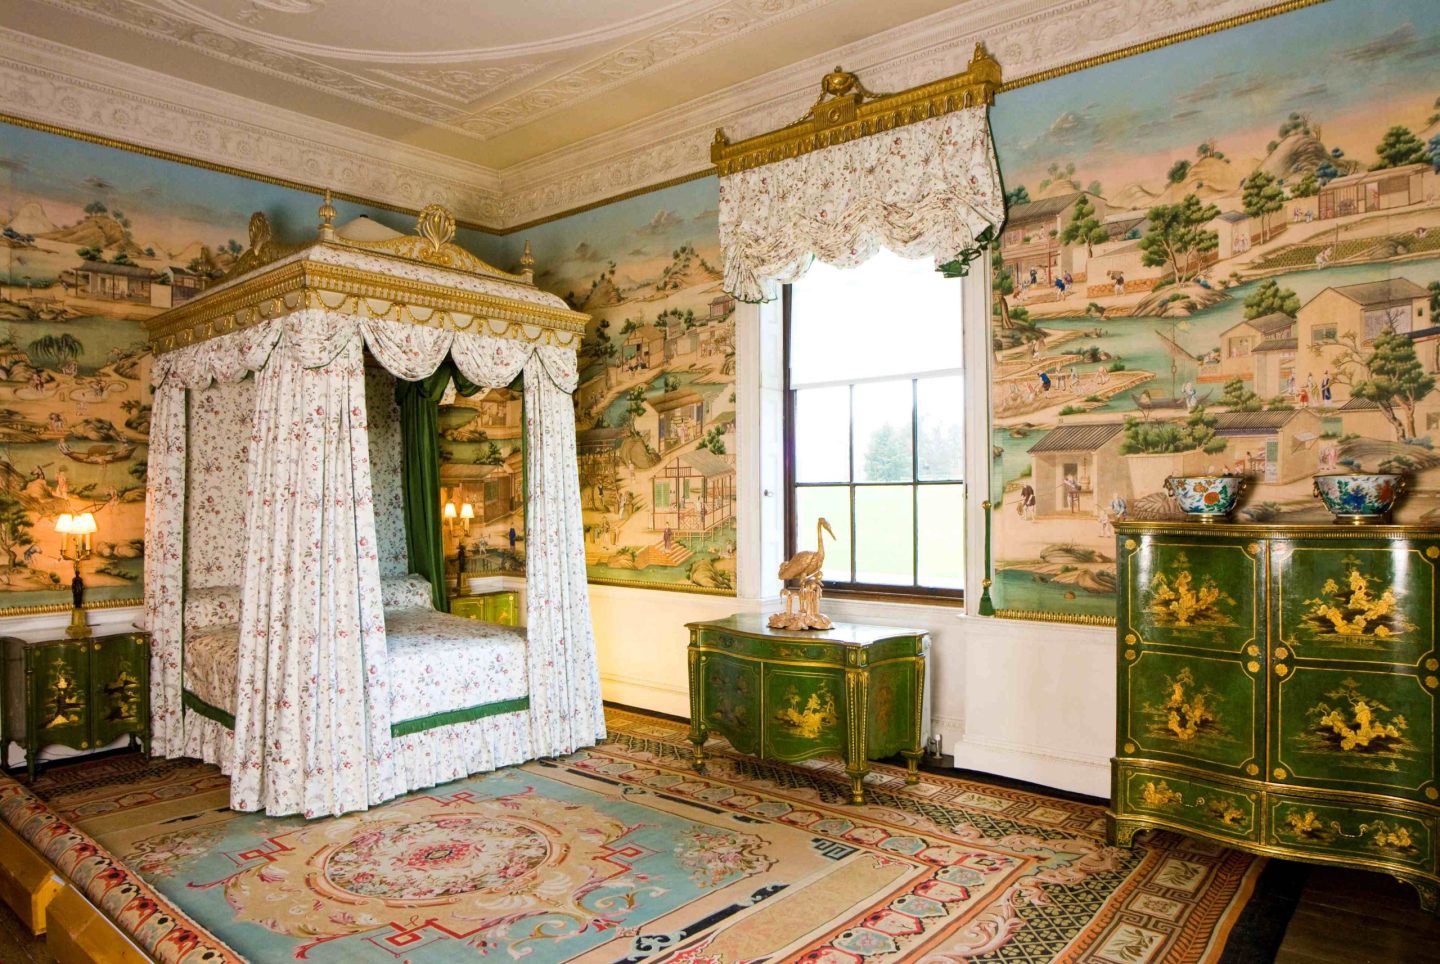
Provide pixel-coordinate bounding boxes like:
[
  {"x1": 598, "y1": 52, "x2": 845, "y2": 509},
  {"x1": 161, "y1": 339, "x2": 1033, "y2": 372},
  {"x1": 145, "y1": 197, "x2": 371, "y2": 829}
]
[{"x1": 20, "y1": 709, "x2": 1263, "y2": 963}]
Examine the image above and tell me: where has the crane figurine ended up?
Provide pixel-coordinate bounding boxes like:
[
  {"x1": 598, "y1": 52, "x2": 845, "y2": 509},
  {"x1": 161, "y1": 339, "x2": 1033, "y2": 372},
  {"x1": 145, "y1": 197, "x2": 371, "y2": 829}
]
[{"x1": 769, "y1": 517, "x2": 835, "y2": 630}]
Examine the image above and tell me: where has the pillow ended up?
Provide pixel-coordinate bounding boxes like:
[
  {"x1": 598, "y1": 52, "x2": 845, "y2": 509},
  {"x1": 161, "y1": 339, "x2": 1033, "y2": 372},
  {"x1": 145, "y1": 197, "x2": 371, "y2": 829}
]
[
  {"x1": 382, "y1": 575, "x2": 435, "y2": 613},
  {"x1": 184, "y1": 585, "x2": 241, "y2": 631}
]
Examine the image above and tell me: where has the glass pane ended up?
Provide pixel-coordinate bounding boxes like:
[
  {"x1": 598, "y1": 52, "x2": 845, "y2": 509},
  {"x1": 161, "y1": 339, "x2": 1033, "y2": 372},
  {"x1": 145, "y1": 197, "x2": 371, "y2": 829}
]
[
  {"x1": 918, "y1": 484, "x2": 965, "y2": 590},
  {"x1": 853, "y1": 380, "x2": 913, "y2": 483},
  {"x1": 790, "y1": 249, "x2": 963, "y2": 386},
  {"x1": 855, "y1": 485, "x2": 914, "y2": 586},
  {"x1": 794, "y1": 386, "x2": 850, "y2": 483},
  {"x1": 794, "y1": 486, "x2": 852, "y2": 583},
  {"x1": 917, "y1": 375, "x2": 965, "y2": 481}
]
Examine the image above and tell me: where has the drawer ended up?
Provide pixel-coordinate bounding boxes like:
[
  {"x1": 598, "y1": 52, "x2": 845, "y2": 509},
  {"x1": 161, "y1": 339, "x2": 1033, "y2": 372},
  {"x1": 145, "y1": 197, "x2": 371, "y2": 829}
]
[
  {"x1": 695, "y1": 630, "x2": 843, "y2": 665},
  {"x1": 1266, "y1": 793, "x2": 1435, "y2": 873},
  {"x1": 1117, "y1": 766, "x2": 1260, "y2": 843}
]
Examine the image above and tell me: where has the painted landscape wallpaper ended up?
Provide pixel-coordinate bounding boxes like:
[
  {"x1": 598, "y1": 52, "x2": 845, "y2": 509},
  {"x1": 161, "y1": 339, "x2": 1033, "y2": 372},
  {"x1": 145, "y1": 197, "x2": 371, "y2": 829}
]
[
  {"x1": 0, "y1": 122, "x2": 430, "y2": 609},
  {"x1": 491, "y1": 179, "x2": 737, "y2": 592},
  {"x1": 986, "y1": 0, "x2": 1440, "y2": 619}
]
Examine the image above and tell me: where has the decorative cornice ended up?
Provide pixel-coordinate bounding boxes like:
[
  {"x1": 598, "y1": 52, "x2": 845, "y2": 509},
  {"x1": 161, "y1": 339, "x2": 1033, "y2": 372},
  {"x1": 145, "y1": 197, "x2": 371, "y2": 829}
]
[
  {"x1": 493, "y1": 0, "x2": 1309, "y2": 226},
  {"x1": 0, "y1": 1, "x2": 1324, "y2": 230},
  {"x1": 0, "y1": 27, "x2": 506, "y2": 227}
]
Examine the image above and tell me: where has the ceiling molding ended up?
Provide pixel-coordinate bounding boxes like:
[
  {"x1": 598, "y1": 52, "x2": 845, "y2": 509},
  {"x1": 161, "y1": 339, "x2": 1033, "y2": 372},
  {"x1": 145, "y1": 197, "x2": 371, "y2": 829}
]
[
  {"x1": 2, "y1": 0, "x2": 1308, "y2": 231},
  {"x1": 493, "y1": 0, "x2": 1294, "y2": 226},
  {"x1": 0, "y1": 27, "x2": 506, "y2": 227}
]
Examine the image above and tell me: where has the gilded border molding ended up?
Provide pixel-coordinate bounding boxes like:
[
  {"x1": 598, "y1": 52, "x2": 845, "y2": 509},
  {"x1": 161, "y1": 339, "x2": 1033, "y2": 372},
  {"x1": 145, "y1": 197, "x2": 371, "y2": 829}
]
[
  {"x1": 589, "y1": 577, "x2": 737, "y2": 597},
  {"x1": 0, "y1": 596, "x2": 142, "y2": 618},
  {"x1": 993, "y1": 608, "x2": 1117, "y2": 627},
  {"x1": 711, "y1": 44, "x2": 1000, "y2": 177}
]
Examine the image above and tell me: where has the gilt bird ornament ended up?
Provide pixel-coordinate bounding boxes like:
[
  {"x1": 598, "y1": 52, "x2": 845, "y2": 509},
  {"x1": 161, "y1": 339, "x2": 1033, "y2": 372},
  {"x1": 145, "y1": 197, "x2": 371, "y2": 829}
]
[{"x1": 769, "y1": 517, "x2": 835, "y2": 630}]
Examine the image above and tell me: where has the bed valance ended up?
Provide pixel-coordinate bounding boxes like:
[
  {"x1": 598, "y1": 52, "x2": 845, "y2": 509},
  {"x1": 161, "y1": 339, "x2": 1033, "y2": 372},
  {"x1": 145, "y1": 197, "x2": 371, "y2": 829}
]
[
  {"x1": 143, "y1": 201, "x2": 603, "y2": 817},
  {"x1": 712, "y1": 44, "x2": 1005, "y2": 303}
]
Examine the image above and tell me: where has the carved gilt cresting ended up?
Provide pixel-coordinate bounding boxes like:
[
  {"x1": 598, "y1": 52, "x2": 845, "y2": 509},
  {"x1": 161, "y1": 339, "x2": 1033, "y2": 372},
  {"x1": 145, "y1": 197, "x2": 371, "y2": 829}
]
[
  {"x1": 146, "y1": 195, "x2": 586, "y2": 356},
  {"x1": 710, "y1": 42, "x2": 1000, "y2": 177}
]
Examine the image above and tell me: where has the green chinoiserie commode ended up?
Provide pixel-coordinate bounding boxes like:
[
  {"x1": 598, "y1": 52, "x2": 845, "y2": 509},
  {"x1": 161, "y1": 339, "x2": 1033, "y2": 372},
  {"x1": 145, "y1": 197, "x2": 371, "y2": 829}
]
[
  {"x1": 1109, "y1": 521, "x2": 1440, "y2": 912},
  {"x1": 686, "y1": 613, "x2": 928, "y2": 805},
  {"x1": 1, "y1": 631, "x2": 151, "y2": 780}
]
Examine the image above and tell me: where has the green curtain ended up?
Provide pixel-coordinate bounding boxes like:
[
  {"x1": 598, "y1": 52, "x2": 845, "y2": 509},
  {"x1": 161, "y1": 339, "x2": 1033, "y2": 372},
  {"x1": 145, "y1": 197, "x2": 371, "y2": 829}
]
[{"x1": 394, "y1": 362, "x2": 485, "y2": 611}]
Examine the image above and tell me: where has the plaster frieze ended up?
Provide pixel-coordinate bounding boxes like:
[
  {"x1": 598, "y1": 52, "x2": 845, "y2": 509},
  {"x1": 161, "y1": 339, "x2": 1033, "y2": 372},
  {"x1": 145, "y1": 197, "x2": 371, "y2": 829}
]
[{"x1": 3, "y1": 0, "x2": 1303, "y2": 230}]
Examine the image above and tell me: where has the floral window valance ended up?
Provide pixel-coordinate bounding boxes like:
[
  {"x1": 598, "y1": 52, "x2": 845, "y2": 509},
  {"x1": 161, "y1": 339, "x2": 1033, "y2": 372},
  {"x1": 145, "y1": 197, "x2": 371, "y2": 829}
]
[{"x1": 714, "y1": 44, "x2": 1005, "y2": 303}]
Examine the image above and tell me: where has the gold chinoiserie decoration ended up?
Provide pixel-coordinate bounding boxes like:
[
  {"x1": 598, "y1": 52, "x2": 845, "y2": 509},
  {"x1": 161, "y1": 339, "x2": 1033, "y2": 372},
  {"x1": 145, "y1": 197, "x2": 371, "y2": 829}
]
[
  {"x1": 1109, "y1": 520, "x2": 1440, "y2": 913},
  {"x1": 711, "y1": 43, "x2": 1000, "y2": 177}
]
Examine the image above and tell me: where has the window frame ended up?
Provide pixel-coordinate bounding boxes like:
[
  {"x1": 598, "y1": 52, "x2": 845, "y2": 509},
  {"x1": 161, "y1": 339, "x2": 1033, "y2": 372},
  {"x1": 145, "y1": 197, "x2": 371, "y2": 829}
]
[{"x1": 781, "y1": 285, "x2": 967, "y2": 604}]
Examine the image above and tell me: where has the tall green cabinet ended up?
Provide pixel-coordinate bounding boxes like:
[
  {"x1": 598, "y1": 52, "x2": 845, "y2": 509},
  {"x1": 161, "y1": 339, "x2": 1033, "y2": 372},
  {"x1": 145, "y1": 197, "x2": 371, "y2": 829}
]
[{"x1": 1110, "y1": 521, "x2": 1440, "y2": 910}]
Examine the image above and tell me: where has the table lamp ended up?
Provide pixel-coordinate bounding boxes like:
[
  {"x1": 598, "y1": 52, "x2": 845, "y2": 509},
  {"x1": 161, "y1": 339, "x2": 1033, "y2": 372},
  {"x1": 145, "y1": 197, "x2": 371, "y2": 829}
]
[{"x1": 55, "y1": 511, "x2": 96, "y2": 638}]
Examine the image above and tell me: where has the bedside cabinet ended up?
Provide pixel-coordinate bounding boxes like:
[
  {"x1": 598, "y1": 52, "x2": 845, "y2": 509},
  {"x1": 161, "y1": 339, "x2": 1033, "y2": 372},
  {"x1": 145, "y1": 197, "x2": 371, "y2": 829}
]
[
  {"x1": 450, "y1": 589, "x2": 520, "y2": 627},
  {"x1": 687, "y1": 613, "x2": 928, "y2": 805},
  {"x1": 1, "y1": 632, "x2": 150, "y2": 780}
]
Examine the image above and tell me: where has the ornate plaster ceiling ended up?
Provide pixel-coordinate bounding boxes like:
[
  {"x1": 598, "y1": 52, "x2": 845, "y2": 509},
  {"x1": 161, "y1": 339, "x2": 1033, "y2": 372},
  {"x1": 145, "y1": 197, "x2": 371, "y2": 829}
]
[
  {"x1": 5, "y1": 0, "x2": 965, "y2": 166},
  {"x1": 0, "y1": 0, "x2": 1287, "y2": 228}
]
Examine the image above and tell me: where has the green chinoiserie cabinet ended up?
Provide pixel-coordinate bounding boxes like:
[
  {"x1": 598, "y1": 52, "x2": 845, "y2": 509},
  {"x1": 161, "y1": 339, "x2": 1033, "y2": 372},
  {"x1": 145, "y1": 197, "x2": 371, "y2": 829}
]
[
  {"x1": 1, "y1": 631, "x2": 151, "y2": 780},
  {"x1": 1110, "y1": 522, "x2": 1440, "y2": 910},
  {"x1": 450, "y1": 589, "x2": 521, "y2": 627},
  {"x1": 687, "y1": 613, "x2": 928, "y2": 805}
]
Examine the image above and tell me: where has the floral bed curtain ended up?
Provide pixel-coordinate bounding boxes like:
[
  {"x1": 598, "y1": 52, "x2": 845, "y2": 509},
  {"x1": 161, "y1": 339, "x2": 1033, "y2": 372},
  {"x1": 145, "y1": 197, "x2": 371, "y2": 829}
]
[
  {"x1": 717, "y1": 107, "x2": 1005, "y2": 303},
  {"x1": 145, "y1": 313, "x2": 604, "y2": 816}
]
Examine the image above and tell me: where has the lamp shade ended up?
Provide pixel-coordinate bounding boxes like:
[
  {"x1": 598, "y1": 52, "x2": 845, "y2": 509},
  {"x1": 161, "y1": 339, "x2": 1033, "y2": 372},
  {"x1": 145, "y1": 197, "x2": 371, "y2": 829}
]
[
  {"x1": 73, "y1": 512, "x2": 97, "y2": 535},
  {"x1": 460, "y1": 503, "x2": 475, "y2": 520},
  {"x1": 55, "y1": 513, "x2": 74, "y2": 534},
  {"x1": 443, "y1": 502, "x2": 458, "y2": 520}
]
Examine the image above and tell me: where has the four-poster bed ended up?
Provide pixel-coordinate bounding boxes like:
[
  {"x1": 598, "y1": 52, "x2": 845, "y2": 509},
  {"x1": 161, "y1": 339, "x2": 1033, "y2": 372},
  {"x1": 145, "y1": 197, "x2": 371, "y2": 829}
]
[{"x1": 143, "y1": 199, "x2": 605, "y2": 818}]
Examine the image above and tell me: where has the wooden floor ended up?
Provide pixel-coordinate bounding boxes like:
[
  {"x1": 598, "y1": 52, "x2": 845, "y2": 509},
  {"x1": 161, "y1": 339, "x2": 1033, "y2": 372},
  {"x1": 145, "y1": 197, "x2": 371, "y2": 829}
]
[
  {"x1": 1, "y1": 860, "x2": 1433, "y2": 963},
  {"x1": 1273, "y1": 866, "x2": 1440, "y2": 964}
]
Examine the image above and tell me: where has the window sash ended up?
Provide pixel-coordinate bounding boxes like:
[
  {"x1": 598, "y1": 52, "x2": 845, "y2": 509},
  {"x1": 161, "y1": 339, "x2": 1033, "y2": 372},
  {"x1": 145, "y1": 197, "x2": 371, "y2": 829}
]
[{"x1": 782, "y1": 285, "x2": 966, "y2": 598}]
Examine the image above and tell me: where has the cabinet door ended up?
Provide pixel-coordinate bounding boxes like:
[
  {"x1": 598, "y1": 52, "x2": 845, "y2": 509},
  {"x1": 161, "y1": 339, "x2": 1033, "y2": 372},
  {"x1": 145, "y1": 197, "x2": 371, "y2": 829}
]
[
  {"x1": 1118, "y1": 533, "x2": 1265, "y2": 776},
  {"x1": 1270, "y1": 537, "x2": 1439, "y2": 804},
  {"x1": 762, "y1": 666, "x2": 846, "y2": 762},
  {"x1": 89, "y1": 636, "x2": 146, "y2": 748},
  {"x1": 866, "y1": 657, "x2": 920, "y2": 759},
  {"x1": 450, "y1": 597, "x2": 486, "y2": 620},
  {"x1": 700, "y1": 653, "x2": 761, "y2": 756},
  {"x1": 486, "y1": 593, "x2": 519, "y2": 627},
  {"x1": 31, "y1": 642, "x2": 90, "y2": 750}
]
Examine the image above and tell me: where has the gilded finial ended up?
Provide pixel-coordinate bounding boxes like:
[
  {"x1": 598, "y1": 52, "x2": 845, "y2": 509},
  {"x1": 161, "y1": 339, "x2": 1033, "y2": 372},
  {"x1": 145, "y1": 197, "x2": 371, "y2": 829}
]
[
  {"x1": 519, "y1": 239, "x2": 535, "y2": 273},
  {"x1": 416, "y1": 203, "x2": 456, "y2": 253},
  {"x1": 318, "y1": 188, "x2": 336, "y2": 240}
]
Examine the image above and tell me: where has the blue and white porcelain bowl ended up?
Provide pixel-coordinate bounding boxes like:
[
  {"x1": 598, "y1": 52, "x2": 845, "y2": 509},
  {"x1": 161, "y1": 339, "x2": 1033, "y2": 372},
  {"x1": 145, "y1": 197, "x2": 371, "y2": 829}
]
[
  {"x1": 1312, "y1": 473, "x2": 1405, "y2": 523},
  {"x1": 1164, "y1": 475, "x2": 1245, "y2": 520}
]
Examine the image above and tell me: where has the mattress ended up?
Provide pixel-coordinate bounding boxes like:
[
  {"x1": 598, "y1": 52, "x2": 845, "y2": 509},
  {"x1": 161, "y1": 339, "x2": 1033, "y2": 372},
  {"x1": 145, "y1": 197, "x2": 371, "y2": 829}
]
[{"x1": 181, "y1": 578, "x2": 528, "y2": 735}]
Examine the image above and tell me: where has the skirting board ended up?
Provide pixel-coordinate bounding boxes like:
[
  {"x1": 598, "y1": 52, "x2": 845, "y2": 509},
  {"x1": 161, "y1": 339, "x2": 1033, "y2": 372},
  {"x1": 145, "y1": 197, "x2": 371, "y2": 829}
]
[{"x1": 949, "y1": 735, "x2": 1111, "y2": 799}]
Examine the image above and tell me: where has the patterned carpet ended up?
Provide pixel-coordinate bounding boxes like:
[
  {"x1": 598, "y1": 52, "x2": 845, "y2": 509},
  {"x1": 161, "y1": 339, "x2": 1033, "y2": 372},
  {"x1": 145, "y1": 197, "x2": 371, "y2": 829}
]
[{"x1": 25, "y1": 709, "x2": 1264, "y2": 962}]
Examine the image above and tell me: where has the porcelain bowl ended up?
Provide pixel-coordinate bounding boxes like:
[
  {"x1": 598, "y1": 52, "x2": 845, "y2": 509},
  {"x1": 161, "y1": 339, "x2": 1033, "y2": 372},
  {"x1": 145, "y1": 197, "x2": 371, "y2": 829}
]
[
  {"x1": 1165, "y1": 475, "x2": 1245, "y2": 519},
  {"x1": 1312, "y1": 473, "x2": 1405, "y2": 523}
]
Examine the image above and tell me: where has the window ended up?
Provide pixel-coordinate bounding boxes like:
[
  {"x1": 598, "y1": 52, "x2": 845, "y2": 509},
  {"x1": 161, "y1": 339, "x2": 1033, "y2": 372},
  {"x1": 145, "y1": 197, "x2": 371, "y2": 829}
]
[
  {"x1": 1311, "y1": 324, "x2": 1338, "y2": 345},
  {"x1": 785, "y1": 250, "x2": 966, "y2": 597}
]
